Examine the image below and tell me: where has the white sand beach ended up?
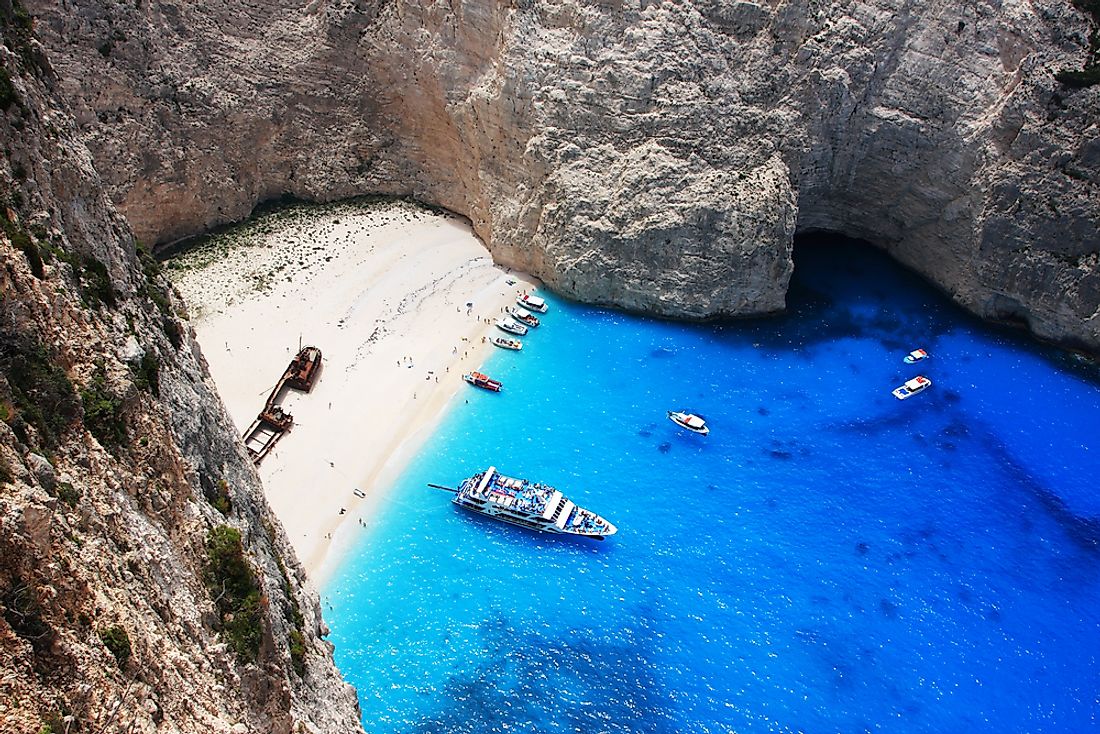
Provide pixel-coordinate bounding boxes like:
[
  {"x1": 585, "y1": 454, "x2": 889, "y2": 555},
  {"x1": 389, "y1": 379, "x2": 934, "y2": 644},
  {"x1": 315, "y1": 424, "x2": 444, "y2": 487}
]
[{"x1": 168, "y1": 200, "x2": 539, "y2": 584}]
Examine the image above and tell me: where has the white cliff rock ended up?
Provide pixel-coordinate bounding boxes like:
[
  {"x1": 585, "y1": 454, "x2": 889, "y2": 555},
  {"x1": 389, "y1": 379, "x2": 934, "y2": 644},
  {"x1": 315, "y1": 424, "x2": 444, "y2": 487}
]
[
  {"x1": 23, "y1": 0, "x2": 1100, "y2": 350},
  {"x1": 0, "y1": 15, "x2": 363, "y2": 733}
]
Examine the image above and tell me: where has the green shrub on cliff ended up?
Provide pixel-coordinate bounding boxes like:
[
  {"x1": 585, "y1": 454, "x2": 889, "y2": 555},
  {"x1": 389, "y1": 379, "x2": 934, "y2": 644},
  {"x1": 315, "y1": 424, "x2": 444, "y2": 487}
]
[
  {"x1": 0, "y1": 333, "x2": 80, "y2": 449},
  {"x1": 77, "y1": 255, "x2": 117, "y2": 309},
  {"x1": 289, "y1": 628, "x2": 306, "y2": 675},
  {"x1": 1, "y1": 1, "x2": 40, "y2": 69},
  {"x1": 1056, "y1": 66, "x2": 1100, "y2": 87},
  {"x1": 1, "y1": 212, "x2": 43, "y2": 279},
  {"x1": 130, "y1": 351, "x2": 160, "y2": 397},
  {"x1": 99, "y1": 625, "x2": 131, "y2": 667},
  {"x1": 205, "y1": 525, "x2": 263, "y2": 661},
  {"x1": 0, "y1": 67, "x2": 17, "y2": 111},
  {"x1": 137, "y1": 243, "x2": 184, "y2": 348},
  {"x1": 1058, "y1": 0, "x2": 1100, "y2": 87},
  {"x1": 80, "y1": 371, "x2": 126, "y2": 449}
]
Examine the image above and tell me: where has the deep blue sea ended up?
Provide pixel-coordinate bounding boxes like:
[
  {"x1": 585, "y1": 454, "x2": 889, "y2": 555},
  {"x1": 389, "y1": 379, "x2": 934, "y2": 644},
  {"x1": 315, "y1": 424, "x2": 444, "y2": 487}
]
[{"x1": 324, "y1": 238, "x2": 1100, "y2": 733}]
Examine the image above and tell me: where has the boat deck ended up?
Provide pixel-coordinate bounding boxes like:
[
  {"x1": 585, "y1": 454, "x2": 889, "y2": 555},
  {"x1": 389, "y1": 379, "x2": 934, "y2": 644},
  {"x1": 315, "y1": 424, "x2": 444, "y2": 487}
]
[{"x1": 455, "y1": 467, "x2": 616, "y2": 537}]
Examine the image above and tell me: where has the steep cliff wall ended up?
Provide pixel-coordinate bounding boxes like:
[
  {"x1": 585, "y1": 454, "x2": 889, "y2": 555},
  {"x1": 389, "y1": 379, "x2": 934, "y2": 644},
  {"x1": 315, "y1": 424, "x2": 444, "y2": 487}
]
[
  {"x1": 24, "y1": 0, "x2": 1100, "y2": 349},
  {"x1": 22, "y1": 0, "x2": 1100, "y2": 349},
  {"x1": 0, "y1": 9, "x2": 362, "y2": 732}
]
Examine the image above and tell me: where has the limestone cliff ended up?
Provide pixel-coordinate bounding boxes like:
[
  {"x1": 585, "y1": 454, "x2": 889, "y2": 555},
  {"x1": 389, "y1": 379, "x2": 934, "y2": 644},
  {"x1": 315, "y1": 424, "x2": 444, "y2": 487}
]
[
  {"x1": 23, "y1": 0, "x2": 1100, "y2": 351},
  {"x1": 0, "y1": 8, "x2": 362, "y2": 732}
]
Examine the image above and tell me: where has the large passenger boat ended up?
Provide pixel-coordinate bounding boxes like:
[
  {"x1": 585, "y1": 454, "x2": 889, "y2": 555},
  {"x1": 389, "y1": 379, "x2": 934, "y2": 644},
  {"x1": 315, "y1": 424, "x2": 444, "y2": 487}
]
[{"x1": 444, "y1": 466, "x2": 617, "y2": 540}]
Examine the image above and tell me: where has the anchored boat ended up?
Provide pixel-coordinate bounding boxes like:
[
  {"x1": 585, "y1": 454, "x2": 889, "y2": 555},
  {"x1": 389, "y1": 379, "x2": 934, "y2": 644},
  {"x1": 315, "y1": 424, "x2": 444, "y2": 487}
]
[
  {"x1": 495, "y1": 317, "x2": 528, "y2": 336},
  {"x1": 437, "y1": 466, "x2": 617, "y2": 540},
  {"x1": 903, "y1": 348, "x2": 930, "y2": 364},
  {"x1": 517, "y1": 293, "x2": 548, "y2": 313},
  {"x1": 668, "y1": 410, "x2": 709, "y2": 435},
  {"x1": 491, "y1": 336, "x2": 522, "y2": 351},
  {"x1": 463, "y1": 371, "x2": 502, "y2": 392},
  {"x1": 508, "y1": 306, "x2": 540, "y2": 327},
  {"x1": 893, "y1": 375, "x2": 932, "y2": 400}
]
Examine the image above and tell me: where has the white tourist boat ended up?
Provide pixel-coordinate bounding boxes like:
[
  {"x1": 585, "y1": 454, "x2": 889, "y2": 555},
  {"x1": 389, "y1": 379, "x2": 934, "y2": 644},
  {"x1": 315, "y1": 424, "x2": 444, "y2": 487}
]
[
  {"x1": 517, "y1": 293, "x2": 548, "y2": 313},
  {"x1": 668, "y1": 410, "x2": 709, "y2": 435},
  {"x1": 495, "y1": 317, "x2": 528, "y2": 336},
  {"x1": 903, "y1": 348, "x2": 930, "y2": 364},
  {"x1": 508, "y1": 306, "x2": 540, "y2": 327},
  {"x1": 892, "y1": 375, "x2": 932, "y2": 400},
  {"x1": 441, "y1": 466, "x2": 617, "y2": 540},
  {"x1": 491, "y1": 336, "x2": 522, "y2": 351}
]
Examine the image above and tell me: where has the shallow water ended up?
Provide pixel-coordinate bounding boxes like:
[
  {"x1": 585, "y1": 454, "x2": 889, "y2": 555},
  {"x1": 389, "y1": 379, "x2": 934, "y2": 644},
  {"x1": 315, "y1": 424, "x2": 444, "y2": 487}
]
[{"x1": 324, "y1": 238, "x2": 1100, "y2": 733}]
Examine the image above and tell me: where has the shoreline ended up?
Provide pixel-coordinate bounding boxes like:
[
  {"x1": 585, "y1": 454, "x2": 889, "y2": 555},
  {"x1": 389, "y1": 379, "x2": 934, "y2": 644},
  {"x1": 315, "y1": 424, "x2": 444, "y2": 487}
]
[{"x1": 167, "y1": 200, "x2": 540, "y2": 587}]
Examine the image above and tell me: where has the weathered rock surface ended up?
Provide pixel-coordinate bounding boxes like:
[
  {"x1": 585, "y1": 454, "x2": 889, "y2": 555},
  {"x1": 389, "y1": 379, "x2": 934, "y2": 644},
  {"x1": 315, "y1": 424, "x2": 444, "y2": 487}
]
[
  {"x1": 23, "y1": 0, "x2": 1100, "y2": 351},
  {"x1": 11, "y1": 0, "x2": 1094, "y2": 347},
  {"x1": 0, "y1": 13, "x2": 362, "y2": 733}
]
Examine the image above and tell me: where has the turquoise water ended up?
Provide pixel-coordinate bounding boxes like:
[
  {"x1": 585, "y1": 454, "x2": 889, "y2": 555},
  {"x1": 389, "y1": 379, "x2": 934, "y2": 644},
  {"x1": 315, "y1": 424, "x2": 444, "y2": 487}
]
[{"x1": 324, "y1": 238, "x2": 1100, "y2": 733}]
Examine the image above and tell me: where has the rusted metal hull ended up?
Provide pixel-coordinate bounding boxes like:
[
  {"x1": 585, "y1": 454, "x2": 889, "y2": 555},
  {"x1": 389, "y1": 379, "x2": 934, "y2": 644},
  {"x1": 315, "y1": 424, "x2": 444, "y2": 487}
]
[
  {"x1": 284, "y1": 346, "x2": 322, "y2": 391},
  {"x1": 241, "y1": 346, "x2": 322, "y2": 464}
]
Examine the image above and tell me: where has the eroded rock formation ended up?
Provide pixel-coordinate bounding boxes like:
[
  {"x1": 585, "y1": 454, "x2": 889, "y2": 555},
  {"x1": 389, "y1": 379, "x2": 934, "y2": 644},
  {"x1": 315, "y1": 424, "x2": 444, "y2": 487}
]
[
  {"x1": 0, "y1": 9, "x2": 362, "y2": 732},
  {"x1": 23, "y1": 0, "x2": 1100, "y2": 350}
]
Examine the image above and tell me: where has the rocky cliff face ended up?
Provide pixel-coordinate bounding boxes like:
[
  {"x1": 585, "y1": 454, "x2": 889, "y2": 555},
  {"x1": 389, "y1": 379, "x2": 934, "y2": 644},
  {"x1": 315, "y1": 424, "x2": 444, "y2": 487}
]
[
  {"x1": 0, "y1": 9, "x2": 362, "y2": 732},
  {"x1": 24, "y1": 0, "x2": 1100, "y2": 350}
]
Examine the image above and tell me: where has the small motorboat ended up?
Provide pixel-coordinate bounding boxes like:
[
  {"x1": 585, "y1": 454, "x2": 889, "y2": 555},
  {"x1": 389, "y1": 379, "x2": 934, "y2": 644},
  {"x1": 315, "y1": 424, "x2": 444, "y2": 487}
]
[
  {"x1": 903, "y1": 348, "x2": 930, "y2": 364},
  {"x1": 668, "y1": 410, "x2": 709, "y2": 435},
  {"x1": 517, "y1": 293, "x2": 548, "y2": 313},
  {"x1": 463, "y1": 371, "x2": 503, "y2": 392},
  {"x1": 892, "y1": 375, "x2": 932, "y2": 400},
  {"x1": 508, "y1": 306, "x2": 540, "y2": 327},
  {"x1": 491, "y1": 336, "x2": 522, "y2": 351},
  {"x1": 495, "y1": 317, "x2": 528, "y2": 336}
]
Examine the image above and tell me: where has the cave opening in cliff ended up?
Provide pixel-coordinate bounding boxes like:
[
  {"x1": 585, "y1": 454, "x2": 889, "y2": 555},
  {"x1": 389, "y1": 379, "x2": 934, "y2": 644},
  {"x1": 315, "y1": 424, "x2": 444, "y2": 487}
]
[
  {"x1": 784, "y1": 229, "x2": 958, "y2": 349},
  {"x1": 789, "y1": 230, "x2": 942, "y2": 307}
]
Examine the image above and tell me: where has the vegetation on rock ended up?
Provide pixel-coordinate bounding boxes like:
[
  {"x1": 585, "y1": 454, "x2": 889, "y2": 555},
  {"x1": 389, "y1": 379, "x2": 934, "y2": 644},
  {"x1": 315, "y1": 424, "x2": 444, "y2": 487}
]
[
  {"x1": 205, "y1": 525, "x2": 263, "y2": 661},
  {"x1": 0, "y1": 331, "x2": 80, "y2": 450},
  {"x1": 0, "y1": 66, "x2": 17, "y2": 110},
  {"x1": 137, "y1": 244, "x2": 183, "y2": 347},
  {"x1": 98, "y1": 625, "x2": 131, "y2": 667},
  {"x1": 130, "y1": 351, "x2": 160, "y2": 397},
  {"x1": 1, "y1": 210, "x2": 43, "y2": 278},
  {"x1": 266, "y1": 521, "x2": 307, "y2": 676},
  {"x1": 80, "y1": 369, "x2": 126, "y2": 449},
  {"x1": 1059, "y1": 0, "x2": 1100, "y2": 87},
  {"x1": 0, "y1": 0, "x2": 36, "y2": 68}
]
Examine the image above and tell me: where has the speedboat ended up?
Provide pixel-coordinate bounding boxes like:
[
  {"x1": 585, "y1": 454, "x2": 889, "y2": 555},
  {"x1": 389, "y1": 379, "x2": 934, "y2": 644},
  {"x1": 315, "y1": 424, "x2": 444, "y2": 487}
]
[
  {"x1": 668, "y1": 410, "x2": 709, "y2": 435},
  {"x1": 517, "y1": 293, "x2": 548, "y2": 313},
  {"x1": 508, "y1": 306, "x2": 540, "y2": 327},
  {"x1": 495, "y1": 317, "x2": 528, "y2": 336},
  {"x1": 463, "y1": 371, "x2": 502, "y2": 392},
  {"x1": 491, "y1": 336, "x2": 522, "y2": 351},
  {"x1": 903, "y1": 348, "x2": 930, "y2": 364},
  {"x1": 443, "y1": 466, "x2": 617, "y2": 540},
  {"x1": 892, "y1": 375, "x2": 932, "y2": 399}
]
